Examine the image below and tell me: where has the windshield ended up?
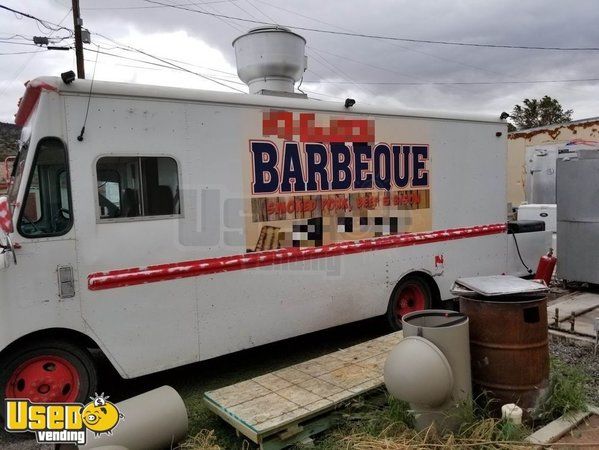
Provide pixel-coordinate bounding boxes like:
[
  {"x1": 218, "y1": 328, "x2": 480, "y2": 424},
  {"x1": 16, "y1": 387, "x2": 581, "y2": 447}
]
[{"x1": 7, "y1": 140, "x2": 29, "y2": 208}]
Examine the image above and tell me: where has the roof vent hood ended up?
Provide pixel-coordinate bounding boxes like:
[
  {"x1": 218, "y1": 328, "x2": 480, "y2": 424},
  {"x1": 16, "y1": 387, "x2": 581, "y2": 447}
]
[{"x1": 233, "y1": 27, "x2": 307, "y2": 97}]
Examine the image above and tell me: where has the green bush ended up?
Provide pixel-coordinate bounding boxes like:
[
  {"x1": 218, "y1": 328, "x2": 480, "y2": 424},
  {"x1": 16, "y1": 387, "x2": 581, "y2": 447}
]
[{"x1": 537, "y1": 358, "x2": 589, "y2": 422}]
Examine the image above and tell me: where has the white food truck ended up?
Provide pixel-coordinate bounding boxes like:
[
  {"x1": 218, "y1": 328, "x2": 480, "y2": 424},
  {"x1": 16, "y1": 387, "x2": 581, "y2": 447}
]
[{"x1": 0, "y1": 27, "x2": 549, "y2": 407}]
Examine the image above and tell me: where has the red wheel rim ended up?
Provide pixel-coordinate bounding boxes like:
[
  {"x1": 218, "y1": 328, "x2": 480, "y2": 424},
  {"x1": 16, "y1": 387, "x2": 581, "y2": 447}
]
[
  {"x1": 394, "y1": 282, "x2": 426, "y2": 321},
  {"x1": 5, "y1": 355, "x2": 80, "y2": 403}
]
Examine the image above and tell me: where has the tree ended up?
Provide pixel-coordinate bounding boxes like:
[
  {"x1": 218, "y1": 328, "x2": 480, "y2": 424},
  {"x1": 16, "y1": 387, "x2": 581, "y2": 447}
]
[{"x1": 510, "y1": 96, "x2": 573, "y2": 130}]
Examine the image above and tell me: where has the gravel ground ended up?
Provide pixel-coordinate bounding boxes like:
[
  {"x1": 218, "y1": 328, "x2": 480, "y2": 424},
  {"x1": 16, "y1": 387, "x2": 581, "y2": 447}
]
[{"x1": 549, "y1": 334, "x2": 599, "y2": 406}]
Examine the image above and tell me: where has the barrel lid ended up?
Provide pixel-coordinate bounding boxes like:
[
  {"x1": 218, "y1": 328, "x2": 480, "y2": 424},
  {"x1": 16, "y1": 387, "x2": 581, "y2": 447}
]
[
  {"x1": 451, "y1": 275, "x2": 548, "y2": 298},
  {"x1": 402, "y1": 310, "x2": 468, "y2": 328}
]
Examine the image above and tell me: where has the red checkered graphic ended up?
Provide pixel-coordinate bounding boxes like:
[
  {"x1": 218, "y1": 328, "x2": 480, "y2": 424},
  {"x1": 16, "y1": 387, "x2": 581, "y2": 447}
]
[{"x1": 0, "y1": 196, "x2": 13, "y2": 233}]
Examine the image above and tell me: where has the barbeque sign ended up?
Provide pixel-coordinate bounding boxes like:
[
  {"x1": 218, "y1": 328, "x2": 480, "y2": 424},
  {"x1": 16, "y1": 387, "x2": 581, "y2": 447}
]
[
  {"x1": 4, "y1": 393, "x2": 123, "y2": 445},
  {"x1": 243, "y1": 110, "x2": 432, "y2": 252},
  {"x1": 250, "y1": 111, "x2": 429, "y2": 194}
]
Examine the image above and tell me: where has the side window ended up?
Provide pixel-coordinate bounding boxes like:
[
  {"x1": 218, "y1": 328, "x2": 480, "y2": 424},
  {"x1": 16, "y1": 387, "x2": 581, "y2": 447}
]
[
  {"x1": 18, "y1": 138, "x2": 72, "y2": 237},
  {"x1": 96, "y1": 156, "x2": 180, "y2": 220}
]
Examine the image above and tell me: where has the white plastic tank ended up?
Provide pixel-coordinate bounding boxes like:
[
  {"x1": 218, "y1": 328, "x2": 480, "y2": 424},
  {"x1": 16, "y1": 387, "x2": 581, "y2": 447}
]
[
  {"x1": 79, "y1": 386, "x2": 188, "y2": 450},
  {"x1": 384, "y1": 310, "x2": 472, "y2": 431},
  {"x1": 232, "y1": 26, "x2": 307, "y2": 94}
]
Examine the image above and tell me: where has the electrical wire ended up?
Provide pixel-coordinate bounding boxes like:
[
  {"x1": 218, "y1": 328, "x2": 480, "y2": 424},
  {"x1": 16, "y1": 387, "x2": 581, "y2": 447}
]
[
  {"x1": 512, "y1": 234, "x2": 533, "y2": 274},
  {"x1": 307, "y1": 45, "x2": 424, "y2": 82},
  {"x1": 197, "y1": 2, "x2": 245, "y2": 33},
  {"x1": 0, "y1": 4, "x2": 73, "y2": 37},
  {"x1": 0, "y1": 7, "x2": 72, "y2": 99},
  {"x1": 296, "y1": 76, "x2": 305, "y2": 95},
  {"x1": 230, "y1": 1, "x2": 261, "y2": 21},
  {"x1": 244, "y1": 0, "x2": 277, "y2": 24},
  {"x1": 308, "y1": 48, "x2": 374, "y2": 96},
  {"x1": 0, "y1": 49, "x2": 46, "y2": 55},
  {"x1": 0, "y1": 40, "x2": 41, "y2": 47},
  {"x1": 140, "y1": 0, "x2": 599, "y2": 51},
  {"x1": 82, "y1": 0, "x2": 239, "y2": 10},
  {"x1": 302, "y1": 78, "x2": 599, "y2": 86},
  {"x1": 0, "y1": 33, "x2": 33, "y2": 40},
  {"x1": 83, "y1": 46, "x2": 246, "y2": 85},
  {"x1": 91, "y1": 33, "x2": 246, "y2": 93}
]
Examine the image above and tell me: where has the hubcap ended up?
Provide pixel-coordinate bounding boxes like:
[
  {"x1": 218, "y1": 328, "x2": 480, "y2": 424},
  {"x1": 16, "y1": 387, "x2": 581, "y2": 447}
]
[
  {"x1": 395, "y1": 282, "x2": 426, "y2": 321},
  {"x1": 5, "y1": 355, "x2": 80, "y2": 403}
]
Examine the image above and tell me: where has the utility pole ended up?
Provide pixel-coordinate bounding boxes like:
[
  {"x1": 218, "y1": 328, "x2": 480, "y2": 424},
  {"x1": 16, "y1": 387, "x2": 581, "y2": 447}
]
[{"x1": 72, "y1": 0, "x2": 85, "y2": 79}]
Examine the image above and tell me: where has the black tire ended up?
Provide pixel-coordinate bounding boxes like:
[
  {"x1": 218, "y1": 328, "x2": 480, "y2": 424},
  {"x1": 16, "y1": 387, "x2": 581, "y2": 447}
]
[
  {"x1": 0, "y1": 339, "x2": 97, "y2": 420},
  {"x1": 386, "y1": 275, "x2": 433, "y2": 331}
]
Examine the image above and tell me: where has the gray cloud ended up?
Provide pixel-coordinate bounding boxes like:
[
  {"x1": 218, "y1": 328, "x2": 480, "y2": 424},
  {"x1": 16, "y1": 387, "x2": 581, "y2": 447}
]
[{"x1": 1, "y1": 0, "x2": 598, "y2": 122}]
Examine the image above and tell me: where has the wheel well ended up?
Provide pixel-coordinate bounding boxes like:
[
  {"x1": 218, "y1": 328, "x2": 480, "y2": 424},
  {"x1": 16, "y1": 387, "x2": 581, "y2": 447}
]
[
  {"x1": 0, "y1": 328, "x2": 100, "y2": 361},
  {"x1": 398, "y1": 271, "x2": 442, "y2": 308}
]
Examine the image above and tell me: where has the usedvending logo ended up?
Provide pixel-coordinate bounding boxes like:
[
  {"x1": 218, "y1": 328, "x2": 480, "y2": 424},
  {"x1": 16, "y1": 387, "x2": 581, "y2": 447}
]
[{"x1": 4, "y1": 393, "x2": 123, "y2": 445}]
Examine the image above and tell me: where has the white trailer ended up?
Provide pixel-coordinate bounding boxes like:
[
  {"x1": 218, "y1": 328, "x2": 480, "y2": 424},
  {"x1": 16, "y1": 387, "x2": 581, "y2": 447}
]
[{"x1": 0, "y1": 27, "x2": 550, "y2": 407}]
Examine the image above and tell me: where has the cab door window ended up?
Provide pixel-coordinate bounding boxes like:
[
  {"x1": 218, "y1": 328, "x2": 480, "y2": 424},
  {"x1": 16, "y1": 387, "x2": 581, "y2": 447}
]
[{"x1": 18, "y1": 138, "x2": 72, "y2": 237}]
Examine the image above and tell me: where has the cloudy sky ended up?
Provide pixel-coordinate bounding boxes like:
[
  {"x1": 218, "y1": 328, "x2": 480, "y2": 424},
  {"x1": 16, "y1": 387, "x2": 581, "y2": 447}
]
[{"x1": 1, "y1": 0, "x2": 598, "y2": 124}]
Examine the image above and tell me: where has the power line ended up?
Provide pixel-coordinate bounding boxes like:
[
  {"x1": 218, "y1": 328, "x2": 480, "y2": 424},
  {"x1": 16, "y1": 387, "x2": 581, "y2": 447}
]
[
  {"x1": 194, "y1": 1, "x2": 245, "y2": 33},
  {"x1": 3, "y1": 2, "x2": 598, "y2": 100},
  {"x1": 244, "y1": 0, "x2": 277, "y2": 24},
  {"x1": 84, "y1": 46, "x2": 245, "y2": 85},
  {"x1": 253, "y1": 0, "x2": 507, "y2": 79},
  {"x1": 82, "y1": 0, "x2": 239, "y2": 10},
  {"x1": 308, "y1": 47, "x2": 375, "y2": 96},
  {"x1": 0, "y1": 6, "x2": 71, "y2": 98},
  {"x1": 0, "y1": 33, "x2": 33, "y2": 40},
  {"x1": 303, "y1": 78, "x2": 599, "y2": 86},
  {"x1": 230, "y1": 1, "x2": 261, "y2": 21},
  {"x1": 0, "y1": 4, "x2": 72, "y2": 37},
  {"x1": 84, "y1": 46, "x2": 341, "y2": 102},
  {"x1": 0, "y1": 40, "x2": 42, "y2": 47},
  {"x1": 140, "y1": 0, "x2": 599, "y2": 51},
  {"x1": 0, "y1": 49, "x2": 47, "y2": 55},
  {"x1": 307, "y1": 45, "x2": 423, "y2": 82},
  {"x1": 91, "y1": 33, "x2": 246, "y2": 93}
]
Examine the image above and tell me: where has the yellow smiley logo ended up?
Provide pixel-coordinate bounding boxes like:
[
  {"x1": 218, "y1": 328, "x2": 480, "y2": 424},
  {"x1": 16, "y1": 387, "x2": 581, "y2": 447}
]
[{"x1": 81, "y1": 394, "x2": 123, "y2": 435}]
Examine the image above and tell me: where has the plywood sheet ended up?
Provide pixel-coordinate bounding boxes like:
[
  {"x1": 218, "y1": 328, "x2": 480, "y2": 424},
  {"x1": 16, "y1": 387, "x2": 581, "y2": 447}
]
[{"x1": 204, "y1": 331, "x2": 403, "y2": 442}]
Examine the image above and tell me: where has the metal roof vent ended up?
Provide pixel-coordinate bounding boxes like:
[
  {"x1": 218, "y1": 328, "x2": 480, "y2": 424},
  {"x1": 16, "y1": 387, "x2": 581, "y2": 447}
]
[{"x1": 233, "y1": 26, "x2": 307, "y2": 97}]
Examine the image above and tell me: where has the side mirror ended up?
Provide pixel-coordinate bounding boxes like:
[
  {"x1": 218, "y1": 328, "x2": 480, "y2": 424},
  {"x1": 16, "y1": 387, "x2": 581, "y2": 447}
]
[{"x1": 0, "y1": 196, "x2": 13, "y2": 234}]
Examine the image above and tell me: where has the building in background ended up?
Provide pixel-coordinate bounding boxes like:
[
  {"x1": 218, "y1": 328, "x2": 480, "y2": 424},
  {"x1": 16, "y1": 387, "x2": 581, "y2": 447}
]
[{"x1": 507, "y1": 117, "x2": 599, "y2": 208}]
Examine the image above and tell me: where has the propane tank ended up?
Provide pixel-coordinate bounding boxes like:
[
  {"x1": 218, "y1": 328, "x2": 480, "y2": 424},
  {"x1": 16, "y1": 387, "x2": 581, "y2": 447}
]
[{"x1": 535, "y1": 249, "x2": 557, "y2": 285}]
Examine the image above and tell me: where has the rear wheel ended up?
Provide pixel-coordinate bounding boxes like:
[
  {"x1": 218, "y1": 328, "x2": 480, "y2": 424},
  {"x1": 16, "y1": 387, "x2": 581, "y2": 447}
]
[
  {"x1": 1, "y1": 340, "x2": 97, "y2": 417},
  {"x1": 386, "y1": 275, "x2": 433, "y2": 330}
]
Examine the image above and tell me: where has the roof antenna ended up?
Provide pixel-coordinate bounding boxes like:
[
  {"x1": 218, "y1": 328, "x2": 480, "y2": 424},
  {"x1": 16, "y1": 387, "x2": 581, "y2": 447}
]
[{"x1": 78, "y1": 44, "x2": 99, "y2": 142}]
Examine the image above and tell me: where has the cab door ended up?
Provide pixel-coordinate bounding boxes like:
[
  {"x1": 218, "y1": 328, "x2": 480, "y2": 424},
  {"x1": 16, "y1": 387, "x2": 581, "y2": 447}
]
[
  {"x1": 0, "y1": 137, "x2": 86, "y2": 405},
  {"x1": 10, "y1": 137, "x2": 80, "y2": 322}
]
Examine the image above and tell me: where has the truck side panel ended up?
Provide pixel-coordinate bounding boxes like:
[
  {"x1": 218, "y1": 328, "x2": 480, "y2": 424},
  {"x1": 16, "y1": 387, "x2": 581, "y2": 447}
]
[{"x1": 64, "y1": 94, "x2": 508, "y2": 378}]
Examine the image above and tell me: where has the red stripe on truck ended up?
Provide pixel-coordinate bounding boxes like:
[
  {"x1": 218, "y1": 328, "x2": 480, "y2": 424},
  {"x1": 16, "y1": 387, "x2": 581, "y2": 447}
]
[
  {"x1": 14, "y1": 80, "x2": 57, "y2": 126},
  {"x1": 87, "y1": 223, "x2": 507, "y2": 291}
]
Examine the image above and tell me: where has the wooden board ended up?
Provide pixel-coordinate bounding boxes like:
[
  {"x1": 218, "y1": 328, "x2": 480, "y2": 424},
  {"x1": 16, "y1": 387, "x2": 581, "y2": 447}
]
[{"x1": 204, "y1": 331, "x2": 402, "y2": 447}]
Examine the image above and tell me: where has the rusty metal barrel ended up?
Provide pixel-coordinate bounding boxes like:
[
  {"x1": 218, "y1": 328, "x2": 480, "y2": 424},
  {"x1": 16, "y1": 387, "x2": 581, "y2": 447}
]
[{"x1": 459, "y1": 294, "x2": 549, "y2": 416}]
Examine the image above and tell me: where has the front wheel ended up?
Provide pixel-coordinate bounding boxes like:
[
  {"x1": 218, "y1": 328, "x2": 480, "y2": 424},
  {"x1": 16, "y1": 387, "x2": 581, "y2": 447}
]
[
  {"x1": 386, "y1": 276, "x2": 433, "y2": 330},
  {"x1": 1, "y1": 340, "x2": 97, "y2": 416}
]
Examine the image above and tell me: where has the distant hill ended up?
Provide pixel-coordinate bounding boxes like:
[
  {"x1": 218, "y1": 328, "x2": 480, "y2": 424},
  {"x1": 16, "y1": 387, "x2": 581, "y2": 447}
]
[{"x1": 0, "y1": 122, "x2": 20, "y2": 161}]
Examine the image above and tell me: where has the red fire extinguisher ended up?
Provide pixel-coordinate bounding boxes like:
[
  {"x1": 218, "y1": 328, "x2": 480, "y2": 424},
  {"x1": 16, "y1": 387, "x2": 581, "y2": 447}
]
[{"x1": 535, "y1": 249, "x2": 557, "y2": 285}]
